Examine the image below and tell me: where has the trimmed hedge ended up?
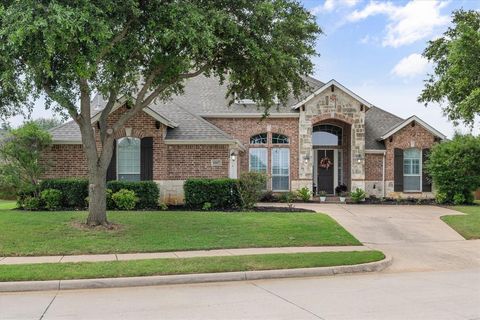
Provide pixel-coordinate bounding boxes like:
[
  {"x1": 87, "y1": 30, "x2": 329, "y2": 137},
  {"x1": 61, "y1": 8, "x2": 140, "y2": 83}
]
[
  {"x1": 107, "y1": 181, "x2": 159, "y2": 209},
  {"x1": 184, "y1": 178, "x2": 242, "y2": 210},
  {"x1": 39, "y1": 179, "x2": 159, "y2": 209},
  {"x1": 40, "y1": 178, "x2": 88, "y2": 209}
]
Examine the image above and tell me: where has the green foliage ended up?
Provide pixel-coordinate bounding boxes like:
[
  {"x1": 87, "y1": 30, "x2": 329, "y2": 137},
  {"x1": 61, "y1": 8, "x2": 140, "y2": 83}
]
[
  {"x1": 20, "y1": 196, "x2": 42, "y2": 211},
  {"x1": 158, "y1": 203, "x2": 168, "y2": 211},
  {"x1": 296, "y1": 187, "x2": 311, "y2": 202},
  {"x1": 238, "y1": 172, "x2": 267, "y2": 209},
  {"x1": 40, "y1": 179, "x2": 159, "y2": 209},
  {"x1": 184, "y1": 178, "x2": 242, "y2": 210},
  {"x1": 426, "y1": 134, "x2": 480, "y2": 204},
  {"x1": 418, "y1": 10, "x2": 480, "y2": 127},
  {"x1": 350, "y1": 188, "x2": 366, "y2": 203},
  {"x1": 260, "y1": 191, "x2": 279, "y2": 202},
  {"x1": 40, "y1": 178, "x2": 89, "y2": 209},
  {"x1": 112, "y1": 189, "x2": 138, "y2": 210},
  {"x1": 202, "y1": 202, "x2": 212, "y2": 211},
  {"x1": 40, "y1": 189, "x2": 62, "y2": 210},
  {"x1": 0, "y1": 122, "x2": 52, "y2": 198},
  {"x1": 435, "y1": 192, "x2": 449, "y2": 204},
  {"x1": 318, "y1": 190, "x2": 327, "y2": 197},
  {"x1": 279, "y1": 191, "x2": 297, "y2": 203},
  {"x1": 453, "y1": 193, "x2": 466, "y2": 206},
  {"x1": 32, "y1": 118, "x2": 63, "y2": 130},
  {"x1": 107, "y1": 181, "x2": 159, "y2": 209}
]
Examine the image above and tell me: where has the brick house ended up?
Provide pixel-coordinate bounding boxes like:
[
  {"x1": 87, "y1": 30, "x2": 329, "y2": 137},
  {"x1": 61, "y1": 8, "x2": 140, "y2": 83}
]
[{"x1": 44, "y1": 75, "x2": 446, "y2": 203}]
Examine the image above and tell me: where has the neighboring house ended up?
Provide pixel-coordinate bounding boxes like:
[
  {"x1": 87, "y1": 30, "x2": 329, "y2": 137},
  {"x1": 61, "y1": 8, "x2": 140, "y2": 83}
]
[{"x1": 43, "y1": 75, "x2": 446, "y2": 204}]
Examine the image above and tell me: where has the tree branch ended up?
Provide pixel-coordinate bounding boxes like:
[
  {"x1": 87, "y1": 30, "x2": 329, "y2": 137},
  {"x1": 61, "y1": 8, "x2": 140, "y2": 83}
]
[
  {"x1": 42, "y1": 83, "x2": 79, "y2": 121},
  {"x1": 95, "y1": 21, "x2": 132, "y2": 65}
]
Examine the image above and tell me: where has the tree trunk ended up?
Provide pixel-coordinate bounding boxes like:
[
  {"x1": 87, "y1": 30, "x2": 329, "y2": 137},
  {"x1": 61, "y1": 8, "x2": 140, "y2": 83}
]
[{"x1": 86, "y1": 166, "x2": 108, "y2": 226}]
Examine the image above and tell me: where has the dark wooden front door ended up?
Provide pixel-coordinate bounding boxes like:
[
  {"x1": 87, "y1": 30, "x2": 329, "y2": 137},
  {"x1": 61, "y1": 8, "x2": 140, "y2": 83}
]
[{"x1": 317, "y1": 150, "x2": 334, "y2": 195}]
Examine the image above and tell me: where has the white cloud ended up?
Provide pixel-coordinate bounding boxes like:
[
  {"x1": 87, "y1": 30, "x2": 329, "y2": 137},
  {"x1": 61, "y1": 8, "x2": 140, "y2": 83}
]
[
  {"x1": 348, "y1": 0, "x2": 450, "y2": 47},
  {"x1": 391, "y1": 53, "x2": 429, "y2": 78},
  {"x1": 311, "y1": 0, "x2": 360, "y2": 15}
]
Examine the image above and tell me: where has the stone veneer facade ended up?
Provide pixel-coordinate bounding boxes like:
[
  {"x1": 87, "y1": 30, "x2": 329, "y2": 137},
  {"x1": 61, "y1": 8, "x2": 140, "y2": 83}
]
[{"x1": 297, "y1": 87, "x2": 366, "y2": 192}]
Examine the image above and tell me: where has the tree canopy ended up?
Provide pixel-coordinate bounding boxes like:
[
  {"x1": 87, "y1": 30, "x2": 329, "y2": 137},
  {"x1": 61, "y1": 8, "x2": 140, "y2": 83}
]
[
  {"x1": 418, "y1": 10, "x2": 480, "y2": 127},
  {"x1": 0, "y1": 0, "x2": 321, "y2": 225}
]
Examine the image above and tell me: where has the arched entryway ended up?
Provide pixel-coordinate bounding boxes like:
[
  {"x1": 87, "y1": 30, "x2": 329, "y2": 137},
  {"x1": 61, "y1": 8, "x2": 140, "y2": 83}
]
[{"x1": 312, "y1": 120, "x2": 351, "y2": 195}]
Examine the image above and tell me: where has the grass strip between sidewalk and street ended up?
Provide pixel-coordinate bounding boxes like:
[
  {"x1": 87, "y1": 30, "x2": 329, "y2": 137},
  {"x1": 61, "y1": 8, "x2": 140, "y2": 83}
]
[
  {"x1": 0, "y1": 251, "x2": 384, "y2": 282},
  {"x1": 441, "y1": 202, "x2": 480, "y2": 239}
]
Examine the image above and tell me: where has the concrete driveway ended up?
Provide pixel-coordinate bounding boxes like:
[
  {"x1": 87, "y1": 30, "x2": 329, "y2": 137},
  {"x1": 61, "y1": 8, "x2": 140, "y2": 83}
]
[{"x1": 262, "y1": 203, "x2": 480, "y2": 273}]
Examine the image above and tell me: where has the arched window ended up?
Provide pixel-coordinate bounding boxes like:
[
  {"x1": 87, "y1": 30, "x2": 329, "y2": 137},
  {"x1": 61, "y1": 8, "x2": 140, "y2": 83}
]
[
  {"x1": 117, "y1": 137, "x2": 141, "y2": 181},
  {"x1": 403, "y1": 148, "x2": 421, "y2": 191},
  {"x1": 272, "y1": 133, "x2": 289, "y2": 144},
  {"x1": 312, "y1": 124, "x2": 343, "y2": 146},
  {"x1": 250, "y1": 133, "x2": 267, "y2": 144}
]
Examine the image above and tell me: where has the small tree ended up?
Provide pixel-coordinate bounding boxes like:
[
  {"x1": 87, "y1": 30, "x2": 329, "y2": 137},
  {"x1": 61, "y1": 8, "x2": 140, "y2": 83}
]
[
  {"x1": 32, "y1": 118, "x2": 64, "y2": 131},
  {"x1": 238, "y1": 172, "x2": 267, "y2": 209},
  {"x1": 418, "y1": 10, "x2": 480, "y2": 127},
  {"x1": 0, "y1": 122, "x2": 52, "y2": 197},
  {"x1": 0, "y1": 1, "x2": 321, "y2": 226},
  {"x1": 426, "y1": 134, "x2": 480, "y2": 204}
]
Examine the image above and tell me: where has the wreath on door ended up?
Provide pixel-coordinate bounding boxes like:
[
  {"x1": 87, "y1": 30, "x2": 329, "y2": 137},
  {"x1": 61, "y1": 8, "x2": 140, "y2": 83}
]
[{"x1": 319, "y1": 150, "x2": 332, "y2": 169}]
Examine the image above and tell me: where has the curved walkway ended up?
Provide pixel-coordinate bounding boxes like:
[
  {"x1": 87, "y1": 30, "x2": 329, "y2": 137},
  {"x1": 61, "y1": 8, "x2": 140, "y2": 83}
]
[
  {"x1": 0, "y1": 246, "x2": 369, "y2": 265},
  {"x1": 261, "y1": 203, "x2": 480, "y2": 272}
]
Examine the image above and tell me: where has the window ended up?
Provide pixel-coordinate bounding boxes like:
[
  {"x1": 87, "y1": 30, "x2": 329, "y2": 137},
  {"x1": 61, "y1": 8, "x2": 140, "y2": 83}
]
[
  {"x1": 117, "y1": 137, "x2": 141, "y2": 181},
  {"x1": 272, "y1": 148, "x2": 289, "y2": 191},
  {"x1": 272, "y1": 133, "x2": 289, "y2": 144},
  {"x1": 250, "y1": 133, "x2": 267, "y2": 144},
  {"x1": 312, "y1": 124, "x2": 343, "y2": 146},
  {"x1": 403, "y1": 148, "x2": 421, "y2": 191}
]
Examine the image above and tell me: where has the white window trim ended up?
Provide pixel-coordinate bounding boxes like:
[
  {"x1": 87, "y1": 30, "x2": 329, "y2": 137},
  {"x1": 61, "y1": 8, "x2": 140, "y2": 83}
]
[
  {"x1": 116, "y1": 137, "x2": 141, "y2": 181},
  {"x1": 271, "y1": 148, "x2": 290, "y2": 192},
  {"x1": 403, "y1": 149, "x2": 422, "y2": 192},
  {"x1": 248, "y1": 148, "x2": 268, "y2": 173}
]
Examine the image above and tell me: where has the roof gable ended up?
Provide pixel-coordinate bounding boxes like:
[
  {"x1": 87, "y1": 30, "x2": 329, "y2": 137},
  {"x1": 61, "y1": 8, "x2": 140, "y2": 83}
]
[{"x1": 379, "y1": 115, "x2": 446, "y2": 141}]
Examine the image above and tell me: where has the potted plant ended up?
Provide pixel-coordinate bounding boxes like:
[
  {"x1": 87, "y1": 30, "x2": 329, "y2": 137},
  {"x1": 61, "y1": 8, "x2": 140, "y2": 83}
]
[
  {"x1": 339, "y1": 191, "x2": 348, "y2": 203},
  {"x1": 335, "y1": 184, "x2": 348, "y2": 195},
  {"x1": 319, "y1": 190, "x2": 327, "y2": 202}
]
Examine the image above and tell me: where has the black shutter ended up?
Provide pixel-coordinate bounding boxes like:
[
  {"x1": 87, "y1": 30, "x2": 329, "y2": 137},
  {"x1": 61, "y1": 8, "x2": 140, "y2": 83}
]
[
  {"x1": 106, "y1": 140, "x2": 117, "y2": 181},
  {"x1": 422, "y1": 148, "x2": 432, "y2": 192},
  {"x1": 140, "y1": 137, "x2": 153, "y2": 181},
  {"x1": 394, "y1": 148, "x2": 403, "y2": 192}
]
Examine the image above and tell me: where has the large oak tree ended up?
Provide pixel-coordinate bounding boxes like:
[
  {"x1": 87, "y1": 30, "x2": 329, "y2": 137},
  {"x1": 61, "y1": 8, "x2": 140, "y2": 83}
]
[{"x1": 0, "y1": 0, "x2": 321, "y2": 225}]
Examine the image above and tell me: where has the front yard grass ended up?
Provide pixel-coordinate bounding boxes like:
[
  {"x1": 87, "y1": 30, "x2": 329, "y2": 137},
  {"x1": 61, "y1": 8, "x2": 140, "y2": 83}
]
[
  {"x1": 0, "y1": 209, "x2": 360, "y2": 256},
  {"x1": 0, "y1": 251, "x2": 384, "y2": 282},
  {"x1": 441, "y1": 201, "x2": 480, "y2": 239}
]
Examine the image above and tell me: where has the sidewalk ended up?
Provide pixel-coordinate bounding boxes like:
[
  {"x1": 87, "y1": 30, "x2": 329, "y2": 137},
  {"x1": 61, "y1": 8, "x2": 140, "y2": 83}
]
[{"x1": 0, "y1": 245, "x2": 369, "y2": 265}]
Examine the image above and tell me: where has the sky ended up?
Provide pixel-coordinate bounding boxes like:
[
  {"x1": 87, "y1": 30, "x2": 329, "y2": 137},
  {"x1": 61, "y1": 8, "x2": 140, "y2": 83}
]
[{"x1": 7, "y1": 0, "x2": 480, "y2": 138}]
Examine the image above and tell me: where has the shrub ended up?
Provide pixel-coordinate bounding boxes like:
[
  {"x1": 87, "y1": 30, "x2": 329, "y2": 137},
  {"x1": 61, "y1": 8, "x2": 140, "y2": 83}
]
[
  {"x1": 350, "y1": 188, "x2": 366, "y2": 203},
  {"x1": 260, "y1": 191, "x2": 278, "y2": 202},
  {"x1": 278, "y1": 191, "x2": 297, "y2": 203},
  {"x1": 40, "y1": 179, "x2": 159, "y2": 209},
  {"x1": 158, "y1": 202, "x2": 168, "y2": 211},
  {"x1": 40, "y1": 178, "x2": 89, "y2": 209},
  {"x1": 107, "y1": 181, "x2": 159, "y2": 209},
  {"x1": 40, "y1": 189, "x2": 62, "y2": 210},
  {"x1": 238, "y1": 172, "x2": 267, "y2": 209},
  {"x1": 296, "y1": 187, "x2": 311, "y2": 202},
  {"x1": 453, "y1": 193, "x2": 466, "y2": 205},
  {"x1": 426, "y1": 134, "x2": 480, "y2": 204},
  {"x1": 184, "y1": 178, "x2": 242, "y2": 210},
  {"x1": 112, "y1": 189, "x2": 138, "y2": 210},
  {"x1": 21, "y1": 196, "x2": 42, "y2": 211},
  {"x1": 435, "y1": 191, "x2": 449, "y2": 204},
  {"x1": 202, "y1": 202, "x2": 212, "y2": 211}
]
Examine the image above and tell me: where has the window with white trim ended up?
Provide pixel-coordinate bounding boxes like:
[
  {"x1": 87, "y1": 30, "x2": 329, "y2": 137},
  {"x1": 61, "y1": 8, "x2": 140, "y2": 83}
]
[
  {"x1": 250, "y1": 133, "x2": 267, "y2": 144},
  {"x1": 117, "y1": 137, "x2": 141, "y2": 181},
  {"x1": 403, "y1": 148, "x2": 421, "y2": 191},
  {"x1": 272, "y1": 133, "x2": 289, "y2": 144},
  {"x1": 249, "y1": 148, "x2": 267, "y2": 173},
  {"x1": 272, "y1": 148, "x2": 289, "y2": 191}
]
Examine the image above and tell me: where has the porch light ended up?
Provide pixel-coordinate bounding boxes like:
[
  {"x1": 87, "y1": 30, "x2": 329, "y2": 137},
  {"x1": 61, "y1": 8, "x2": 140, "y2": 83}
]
[
  {"x1": 355, "y1": 154, "x2": 363, "y2": 163},
  {"x1": 304, "y1": 155, "x2": 310, "y2": 164},
  {"x1": 230, "y1": 152, "x2": 237, "y2": 161}
]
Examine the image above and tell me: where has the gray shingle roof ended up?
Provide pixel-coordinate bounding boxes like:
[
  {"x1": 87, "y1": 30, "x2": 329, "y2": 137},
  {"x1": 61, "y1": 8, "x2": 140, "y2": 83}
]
[
  {"x1": 49, "y1": 74, "x2": 407, "y2": 148},
  {"x1": 365, "y1": 106, "x2": 404, "y2": 150}
]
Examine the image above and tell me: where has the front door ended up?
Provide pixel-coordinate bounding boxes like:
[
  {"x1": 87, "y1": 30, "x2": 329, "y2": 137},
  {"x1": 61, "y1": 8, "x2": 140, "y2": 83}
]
[{"x1": 317, "y1": 150, "x2": 335, "y2": 194}]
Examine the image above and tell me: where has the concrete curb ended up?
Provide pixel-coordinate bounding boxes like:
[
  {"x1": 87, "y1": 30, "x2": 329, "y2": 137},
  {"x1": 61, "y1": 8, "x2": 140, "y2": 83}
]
[{"x1": 0, "y1": 255, "x2": 392, "y2": 293}]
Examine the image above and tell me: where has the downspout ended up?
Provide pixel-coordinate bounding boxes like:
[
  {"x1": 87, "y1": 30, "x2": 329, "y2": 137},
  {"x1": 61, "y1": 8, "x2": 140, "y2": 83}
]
[{"x1": 382, "y1": 151, "x2": 386, "y2": 198}]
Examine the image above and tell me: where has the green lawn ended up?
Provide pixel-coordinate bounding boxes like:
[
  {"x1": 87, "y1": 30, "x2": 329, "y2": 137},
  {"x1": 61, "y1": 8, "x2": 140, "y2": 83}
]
[
  {"x1": 0, "y1": 251, "x2": 384, "y2": 282},
  {"x1": 0, "y1": 207, "x2": 360, "y2": 256},
  {"x1": 0, "y1": 200, "x2": 16, "y2": 210},
  {"x1": 442, "y1": 201, "x2": 480, "y2": 239}
]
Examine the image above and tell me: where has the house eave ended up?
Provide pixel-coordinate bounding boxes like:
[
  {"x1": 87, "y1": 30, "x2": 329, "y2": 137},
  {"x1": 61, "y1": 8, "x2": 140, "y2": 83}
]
[
  {"x1": 200, "y1": 113, "x2": 299, "y2": 118},
  {"x1": 379, "y1": 116, "x2": 447, "y2": 140}
]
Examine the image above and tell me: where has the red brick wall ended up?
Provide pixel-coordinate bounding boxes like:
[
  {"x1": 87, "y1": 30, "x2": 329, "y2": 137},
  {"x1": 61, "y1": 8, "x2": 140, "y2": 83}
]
[
  {"x1": 42, "y1": 144, "x2": 88, "y2": 178},
  {"x1": 165, "y1": 144, "x2": 229, "y2": 179},
  {"x1": 206, "y1": 117, "x2": 299, "y2": 180},
  {"x1": 365, "y1": 153, "x2": 383, "y2": 180},
  {"x1": 385, "y1": 122, "x2": 437, "y2": 180},
  {"x1": 42, "y1": 107, "x2": 230, "y2": 180}
]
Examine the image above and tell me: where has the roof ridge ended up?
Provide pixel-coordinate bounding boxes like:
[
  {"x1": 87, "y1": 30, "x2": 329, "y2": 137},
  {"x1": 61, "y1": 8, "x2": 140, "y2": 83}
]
[
  {"x1": 172, "y1": 102, "x2": 234, "y2": 140},
  {"x1": 49, "y1": 120, "x2": 74, "y2": 133}
]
